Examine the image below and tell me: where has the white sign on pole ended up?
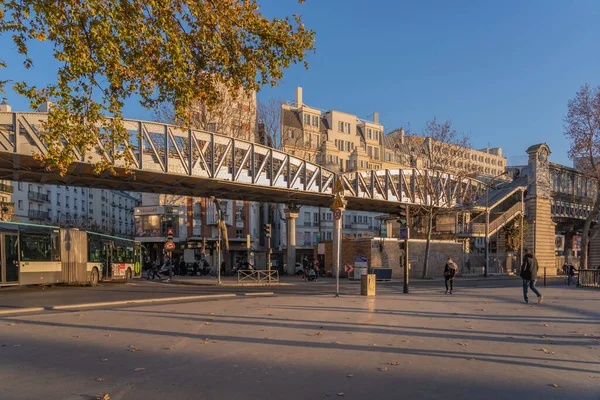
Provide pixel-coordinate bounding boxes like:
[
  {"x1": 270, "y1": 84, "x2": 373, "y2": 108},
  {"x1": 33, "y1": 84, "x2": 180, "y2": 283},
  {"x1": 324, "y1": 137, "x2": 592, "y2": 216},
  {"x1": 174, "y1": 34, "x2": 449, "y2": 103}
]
[{"x1": 317, "y1": 243, "x2": 326, "y2": 255}]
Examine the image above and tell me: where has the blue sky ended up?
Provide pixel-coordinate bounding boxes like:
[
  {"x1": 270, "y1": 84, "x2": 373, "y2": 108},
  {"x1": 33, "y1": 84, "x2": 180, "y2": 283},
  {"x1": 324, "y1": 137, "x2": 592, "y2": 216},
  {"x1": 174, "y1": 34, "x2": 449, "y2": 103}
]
[{"x1": 2, "y1": 0, "x2": 599, "y2": 166}]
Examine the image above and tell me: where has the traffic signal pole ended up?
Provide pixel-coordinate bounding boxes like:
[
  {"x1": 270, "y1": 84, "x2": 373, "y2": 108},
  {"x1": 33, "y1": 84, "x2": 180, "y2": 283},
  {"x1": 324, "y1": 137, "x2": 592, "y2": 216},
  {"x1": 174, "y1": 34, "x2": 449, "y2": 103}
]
[
  {"x1": 403, "y1": 205, "x2": 410, "y2": 294},
  {"x1": 264, "y1": 224, "x2": 272, "y2": 282}
]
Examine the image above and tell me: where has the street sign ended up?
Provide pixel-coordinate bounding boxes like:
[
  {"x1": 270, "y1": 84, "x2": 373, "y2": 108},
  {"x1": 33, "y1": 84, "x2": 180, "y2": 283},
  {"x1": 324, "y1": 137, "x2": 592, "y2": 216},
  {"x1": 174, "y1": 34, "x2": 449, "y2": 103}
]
[
  {"x1": 344, "y1": 264, "x2": 354, "y2": 274},
  {"x1": 331, "y1": 194, "x2": 345, "y2": 209},
  {"x1": 333, "y1": 178, "x2": 344, "y2": 195},
  {"x1": 164, "y1": 241, "x2": 175, "y2": 251},
  {"x1": 399, "y1": 227, "x2": 410, "y2": 240},
  {"x1": 333, "y1": 208, "x2": 342, "y2": 221}
]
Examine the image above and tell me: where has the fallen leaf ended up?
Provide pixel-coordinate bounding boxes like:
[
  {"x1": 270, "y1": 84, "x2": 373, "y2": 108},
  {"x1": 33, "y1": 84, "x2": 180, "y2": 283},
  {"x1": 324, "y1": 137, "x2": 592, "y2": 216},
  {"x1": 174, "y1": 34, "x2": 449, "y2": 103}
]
[
  {"x1": 538, "y1": 348, "x2": 549, "y2": 354},
  {"x1": 163, "y1": 347, "x2": 172, "y2": 351},
  {"x1": 378, "y1": 367, "x2": 388, "y2": 372},
  {"x1": 205, "y1": 322, "x2": 212, "y2": 326},
  {"x1": 72, "y1": 335, "x2": 80, "y2": 338},
  {"x1": 457, "y1": 342, "x2": 468, "y2": 347},
  {"x1": 95, "y1": 377, "x2": 105, "y2": 382},
  {"x1": 128, "y1": 346, "x2": 142, "y2": 352},
  {"x1": 101, "y1": 358, "x2": 108, "y2": 362},
  {"x1": 346, "y1": 332, "x2": 352, "y2": 335},
  {"x1": 346, "y1": 374, "x2": 354, "y2": 378},
  {"x1": 96, "y1": 395, "x2": 110, "y2": 400},
  {"x1": 209, "y1": 312, "x2": 215, "y2": 315},
  {"x1": 466, "y1": 327, "x2": 473, "y2": 330},
  {"x1": 543, "y1": 324, "x2": 548, "y2": 327},
  {"x1": 134, "y1": 368, "x2": 145, "y2": 372},
  {"x1": 12, "y1": 344, "x2": 21, "y2": 347},
  {"x1": 388, "y1": 361, "x2": 399, "y2": 365},
  {"x1": 468, "y1": 358, "x2": 476, "y2": 361},
  {"x1": 550, "y1": 384, "x2": 560, "y2": 388},
  {"x1": 7, "y1": 323, "x2": 15, "y2": 326},
  {"x1": 337, "y1": 393, "x2": 345, "y2": 397},
  {"x1": 105, "y1": 335, "x2": 112, "y2": 337},
  {"x1": 485, "y1": 302, "x2": 492, "y2": 305},
  {"x1": 315, "y1": 332, "x2": 323, "y2": 336},
  {"x1": 334, "y1": 341, "x2": 343, "y2": 345}
]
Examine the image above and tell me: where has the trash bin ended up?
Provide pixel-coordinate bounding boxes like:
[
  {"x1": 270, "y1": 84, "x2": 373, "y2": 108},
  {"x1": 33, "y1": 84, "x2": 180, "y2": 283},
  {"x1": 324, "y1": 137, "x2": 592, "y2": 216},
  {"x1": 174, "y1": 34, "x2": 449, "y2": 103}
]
[{"x1": 361, "y1": 274, "x2": 376, "y2": 296}]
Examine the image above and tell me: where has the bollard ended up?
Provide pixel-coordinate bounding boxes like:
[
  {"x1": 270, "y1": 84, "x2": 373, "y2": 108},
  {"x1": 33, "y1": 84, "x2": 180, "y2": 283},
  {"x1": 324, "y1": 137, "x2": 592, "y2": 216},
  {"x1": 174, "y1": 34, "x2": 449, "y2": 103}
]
[
  {"x1": 361, "y1": 274, "x2": 376, "y2": 296},
  {"x1": 544, "y1": 267, "x2": 546, "y2": 287}
]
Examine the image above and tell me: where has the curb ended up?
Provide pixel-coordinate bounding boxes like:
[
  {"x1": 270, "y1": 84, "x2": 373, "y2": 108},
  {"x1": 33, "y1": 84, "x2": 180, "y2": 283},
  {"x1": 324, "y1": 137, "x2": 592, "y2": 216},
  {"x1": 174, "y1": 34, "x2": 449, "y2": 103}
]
[
  {"x1": 242, "y1": 292, "x2": 275, "y2": 296},
  {"x1": 0, "y1": 307, "x2": 45, "y2": 316},
  {"x1": 51, "y1": 293, "x2": 237, "y2": 310},
  {"x1": 170, "y1": 279, "x2": 293, "y2": 287}
]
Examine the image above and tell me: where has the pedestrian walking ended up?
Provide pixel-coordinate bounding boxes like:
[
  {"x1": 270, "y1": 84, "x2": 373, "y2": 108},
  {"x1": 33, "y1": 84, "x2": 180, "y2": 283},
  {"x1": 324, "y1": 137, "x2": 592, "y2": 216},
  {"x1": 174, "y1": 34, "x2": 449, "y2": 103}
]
[
  {"x1": 567, "y1": 264, "x2": 578, "y2": 286},
  {"x1": 151, "y1": 259, "x2": 162, "y2": 280},
  {"x1": 520, "y1": 249, "x2": 543, "y2": 304},
  {"x1": 465, "y1": 258, "x2": 471, "y2": 274},
  {"x1": 313, "y1": 261, "x2": 320, "y2": 282},
  {"x1": 444, "y1": 257, "x2": 458, "y2": 294},
  {"x1": 166, "y1": 259, "x2": 174, "y2": 283}
]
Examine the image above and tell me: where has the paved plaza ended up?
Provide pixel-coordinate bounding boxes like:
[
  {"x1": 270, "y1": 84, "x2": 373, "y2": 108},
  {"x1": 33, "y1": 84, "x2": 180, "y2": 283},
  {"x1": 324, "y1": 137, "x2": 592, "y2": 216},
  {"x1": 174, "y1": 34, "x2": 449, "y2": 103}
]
[{"x1": 0, "y1": 282, "x2": 598, "y2": 399}]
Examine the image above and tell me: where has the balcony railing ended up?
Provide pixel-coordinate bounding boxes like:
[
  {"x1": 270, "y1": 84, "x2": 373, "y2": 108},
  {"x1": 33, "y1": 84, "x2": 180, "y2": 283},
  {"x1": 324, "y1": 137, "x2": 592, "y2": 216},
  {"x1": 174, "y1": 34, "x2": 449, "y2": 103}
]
[
  {"x1": 28, "y1": 210, "x2": 49, "y2": 220},
  {"x1": 0, "y1": 183, "x2": 14, "y2": 193},
  {"x1": 28, "y1": 191, "x2": 49, "y2": 202},
  {"x1": 303, "y1": 221, "x2": 312, "y2": 227}
]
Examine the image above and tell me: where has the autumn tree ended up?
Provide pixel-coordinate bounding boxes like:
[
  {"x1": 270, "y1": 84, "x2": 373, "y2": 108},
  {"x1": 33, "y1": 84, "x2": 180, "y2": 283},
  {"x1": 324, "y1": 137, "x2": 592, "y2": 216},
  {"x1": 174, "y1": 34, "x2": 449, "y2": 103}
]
[
  {"x1": 564, "y1": 83, "x2": 600, "y2": 269},
  {"x1": 0, "y1": 0, "x2": 315, "y2": 174},
  {"x1": 391, "y1": 118, "x2": 472, "y2": 278}
]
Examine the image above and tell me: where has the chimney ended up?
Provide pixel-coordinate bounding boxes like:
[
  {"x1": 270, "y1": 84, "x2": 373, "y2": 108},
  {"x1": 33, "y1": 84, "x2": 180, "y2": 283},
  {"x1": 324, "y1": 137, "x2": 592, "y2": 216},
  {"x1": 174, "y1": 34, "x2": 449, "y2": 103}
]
[
  {"x1": 296, "y1": 86, "x2": 303, "y2": 108},
  {"x1": 0, "y1": 98, "x2": 11, "y2": 112},
  {"x1": 373, "y1": 112, "x2": 379, "y2": 124}
]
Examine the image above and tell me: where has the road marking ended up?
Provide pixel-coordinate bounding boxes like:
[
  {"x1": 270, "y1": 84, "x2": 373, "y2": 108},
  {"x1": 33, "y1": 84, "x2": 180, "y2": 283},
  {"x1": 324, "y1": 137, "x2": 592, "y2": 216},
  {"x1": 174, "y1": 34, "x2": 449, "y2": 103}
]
[
  {"x1": 242, "y1": 292, "x2": 275, "y2": 296},
  {"x1": 51, "y1": 294, "x2": 237, "y2": 310},
  {"x1": 0, "y1": 307, "x2": 45, "y2": 316}
]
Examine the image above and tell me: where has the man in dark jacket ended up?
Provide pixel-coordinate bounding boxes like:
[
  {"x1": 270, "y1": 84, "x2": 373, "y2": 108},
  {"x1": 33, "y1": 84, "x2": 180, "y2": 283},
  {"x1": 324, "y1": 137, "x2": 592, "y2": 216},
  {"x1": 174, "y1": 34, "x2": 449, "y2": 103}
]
[{"x1": 520, "y1": 249, "x2": 543, "y2": 304}]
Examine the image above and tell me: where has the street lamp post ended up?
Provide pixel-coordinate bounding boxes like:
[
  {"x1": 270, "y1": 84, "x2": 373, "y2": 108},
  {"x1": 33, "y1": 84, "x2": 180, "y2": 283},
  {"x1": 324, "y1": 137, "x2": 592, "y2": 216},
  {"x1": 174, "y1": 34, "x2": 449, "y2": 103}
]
[{"x1": 484, "y1": 171, "x2": 508, "y2": 278}]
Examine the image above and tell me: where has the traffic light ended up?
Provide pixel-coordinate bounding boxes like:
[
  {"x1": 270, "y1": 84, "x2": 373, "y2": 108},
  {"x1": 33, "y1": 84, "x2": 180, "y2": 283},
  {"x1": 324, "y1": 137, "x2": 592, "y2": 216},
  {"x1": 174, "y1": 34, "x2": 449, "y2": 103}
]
[
  {"x1": 264, "y1": 224, "x2": 271, "y2": 238},
  {"x1": 167, "y1": 228, "x2": 174, "y2": 242}
]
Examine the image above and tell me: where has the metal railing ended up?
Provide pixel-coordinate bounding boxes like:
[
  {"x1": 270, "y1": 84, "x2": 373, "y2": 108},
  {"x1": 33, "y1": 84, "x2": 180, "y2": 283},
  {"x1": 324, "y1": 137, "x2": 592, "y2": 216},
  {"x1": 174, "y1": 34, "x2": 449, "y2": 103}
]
[
  {"x1": 0, "y1": 183, "x2": 13, "y2": 193},
  {"x1": 28, "y1": 191, "x2": 49, "y2": 202},
  {"x1": 28, "y1": 209, "x2": 49, "y2": 220},
  {"x1": 578, "y1": 269, "x2": 600, "y2": 288},
  {"x1": 237, "y1": 270, "x2": 279, "y2": 283},
  {"x1": 469, "y1": 202, "x2": 522, "y2": 236}
]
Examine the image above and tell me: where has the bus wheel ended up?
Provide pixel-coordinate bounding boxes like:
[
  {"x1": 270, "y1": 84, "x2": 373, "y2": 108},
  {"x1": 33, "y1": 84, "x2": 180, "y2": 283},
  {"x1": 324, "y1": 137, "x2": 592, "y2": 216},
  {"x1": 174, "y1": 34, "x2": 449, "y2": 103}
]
[
  {"x1": 125, "y1": 268, "x2": 132, "y2": 283},
  {"x1": 90, "y1": 268, "x2": 100, "y2": 287}
]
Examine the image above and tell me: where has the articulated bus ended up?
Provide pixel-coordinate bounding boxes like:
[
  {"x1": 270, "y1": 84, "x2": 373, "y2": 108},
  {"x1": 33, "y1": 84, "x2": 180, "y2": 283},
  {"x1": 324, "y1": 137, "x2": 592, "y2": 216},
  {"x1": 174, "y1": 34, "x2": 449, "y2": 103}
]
[{"x1": 0, "y1": 221, "x2": 142, "y2": 287}]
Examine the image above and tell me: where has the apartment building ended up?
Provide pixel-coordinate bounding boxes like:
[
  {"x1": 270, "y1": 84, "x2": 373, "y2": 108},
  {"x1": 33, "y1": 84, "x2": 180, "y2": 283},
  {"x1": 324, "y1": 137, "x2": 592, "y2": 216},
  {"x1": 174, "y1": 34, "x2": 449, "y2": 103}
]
[
  {"x1": 279, "y1": 86, "x2": 507, "y2": 256},
  {"x1": 6, "y1": 182, "x2": 140, "y2": 237}
]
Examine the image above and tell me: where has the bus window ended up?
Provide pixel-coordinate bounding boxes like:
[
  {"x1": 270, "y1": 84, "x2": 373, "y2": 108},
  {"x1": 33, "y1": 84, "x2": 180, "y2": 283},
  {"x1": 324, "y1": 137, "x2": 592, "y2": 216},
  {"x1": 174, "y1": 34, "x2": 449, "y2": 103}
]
[
  {"x1": 51, "y1": 230, "x2": 60, "y2": 261},
  {"x1": 20, "y1": 232, "x2": 52, "y2": 261},
  {"x1": 88, "y1": 236, "x2": 106, "y2": 262}
]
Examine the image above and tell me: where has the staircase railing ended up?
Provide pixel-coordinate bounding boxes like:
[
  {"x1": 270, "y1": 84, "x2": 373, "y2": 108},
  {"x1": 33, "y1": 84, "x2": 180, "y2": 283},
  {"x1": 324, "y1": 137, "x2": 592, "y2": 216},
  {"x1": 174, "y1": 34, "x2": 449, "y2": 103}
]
[{"x1": 468, "y1": 202, "x2": 522, "y2": 236}]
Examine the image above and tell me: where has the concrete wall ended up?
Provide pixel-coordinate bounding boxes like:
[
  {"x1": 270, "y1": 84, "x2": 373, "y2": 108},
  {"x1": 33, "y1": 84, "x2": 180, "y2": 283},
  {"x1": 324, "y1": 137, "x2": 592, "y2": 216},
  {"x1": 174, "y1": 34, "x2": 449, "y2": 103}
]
[{"x1": 315, "y1": 238, "x2": 462, "y2": 279}]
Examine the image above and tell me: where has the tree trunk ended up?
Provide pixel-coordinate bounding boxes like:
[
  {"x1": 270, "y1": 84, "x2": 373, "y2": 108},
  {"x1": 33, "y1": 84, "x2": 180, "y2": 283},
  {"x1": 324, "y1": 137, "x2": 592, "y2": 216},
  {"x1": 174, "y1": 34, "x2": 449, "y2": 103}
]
[
  {"x1": 581, "y1": 195, "x2": 600, "y2": 269},
  {"x1": 422, "y1": 210, "x2": 433, "y2": 278}
]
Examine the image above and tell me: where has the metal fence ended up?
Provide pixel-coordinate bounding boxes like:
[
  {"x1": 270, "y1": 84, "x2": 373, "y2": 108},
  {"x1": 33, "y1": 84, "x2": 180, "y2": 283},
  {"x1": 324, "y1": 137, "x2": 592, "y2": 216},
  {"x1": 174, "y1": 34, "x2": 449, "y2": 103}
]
[
  {"x1": 237, "y1": 270, "x2": 279, "y2": 283},
  {"x1": 578, "y1": 269, "x2": 600, "y2": 288}
]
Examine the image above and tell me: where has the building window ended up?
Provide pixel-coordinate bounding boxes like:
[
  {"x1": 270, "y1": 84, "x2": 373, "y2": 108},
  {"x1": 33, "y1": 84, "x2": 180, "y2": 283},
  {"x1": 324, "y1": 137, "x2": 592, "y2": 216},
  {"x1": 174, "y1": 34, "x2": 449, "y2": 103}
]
[
  {"x1": 18, "y1": 200, "x2": 23, "y2": 209},
  {"x1": 18, "y1": 182, "x2": 23, "y2": 190},
  {"x1": 311, "y1": 115, "x2": 319, "y2": 127},
  {"x1": 236, "y1": 228, "x2": 243, "y2": 238},
  {"x1": 304, "y1": 114, "x2": 311, "y2": 125},
  {"x1": 367, "y1": 128, "x2": 372, "y2": 139},
  {"x1": 338, "y1": 121, "x2": 344, "y2": 132},
  {"x1": 368, "y1": 146, "x2": 373, "y2": 157},
  {"x1": 326, "y1": 232, "x2": 332, "y2": 240},
  {"x1": 374, "y1": 148, "x2": 380, "y2": 160},
  {"x1": 386, "y1": 154, "x2": 391, "y2": 161}
]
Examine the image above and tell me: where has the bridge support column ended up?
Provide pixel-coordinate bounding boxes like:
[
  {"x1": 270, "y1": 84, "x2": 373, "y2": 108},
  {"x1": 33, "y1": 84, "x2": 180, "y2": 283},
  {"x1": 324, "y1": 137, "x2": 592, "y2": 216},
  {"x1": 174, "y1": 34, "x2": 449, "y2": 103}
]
[{"x1": 285, "y1": 205, "x2": 300, "y2": 276}]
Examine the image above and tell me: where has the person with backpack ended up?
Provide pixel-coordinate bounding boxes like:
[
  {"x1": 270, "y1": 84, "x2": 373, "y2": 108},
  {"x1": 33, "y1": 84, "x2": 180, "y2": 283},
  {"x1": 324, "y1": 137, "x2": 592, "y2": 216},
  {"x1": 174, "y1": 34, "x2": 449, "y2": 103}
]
[
  {"x1": 520, "y1": 249, "x2": 543, "y2": 304},
  {"x1": 444, "y1": 257, "x2": 458, "y2": 294}
]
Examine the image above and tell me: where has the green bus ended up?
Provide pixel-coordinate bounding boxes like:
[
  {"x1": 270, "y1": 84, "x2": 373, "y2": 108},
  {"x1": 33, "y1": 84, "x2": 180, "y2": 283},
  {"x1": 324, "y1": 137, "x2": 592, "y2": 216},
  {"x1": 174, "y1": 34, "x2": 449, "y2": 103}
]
[{"x1": 0, "y1": 221, "x2": 142, "y2": 287}]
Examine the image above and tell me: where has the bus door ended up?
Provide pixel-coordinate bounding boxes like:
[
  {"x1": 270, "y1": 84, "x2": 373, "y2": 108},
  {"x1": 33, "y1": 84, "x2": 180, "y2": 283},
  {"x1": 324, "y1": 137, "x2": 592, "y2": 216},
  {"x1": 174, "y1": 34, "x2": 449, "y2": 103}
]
[
  {"x1": 0, "y1": 233, "x2": 19, "y2": 285},
  {"x1": 104, "y1": 241, "x2": 113, "y2": 279}
]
